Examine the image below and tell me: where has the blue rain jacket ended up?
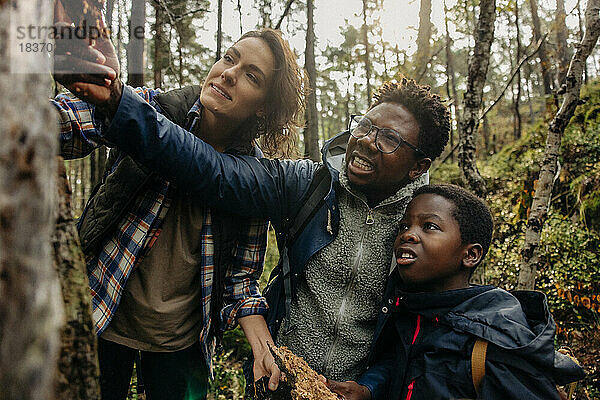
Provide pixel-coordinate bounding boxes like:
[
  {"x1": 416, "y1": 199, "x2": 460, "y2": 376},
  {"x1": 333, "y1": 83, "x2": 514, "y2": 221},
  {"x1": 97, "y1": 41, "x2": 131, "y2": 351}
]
[{"x1": 361, "y1": 269, "x2": 586, "y2": 400}]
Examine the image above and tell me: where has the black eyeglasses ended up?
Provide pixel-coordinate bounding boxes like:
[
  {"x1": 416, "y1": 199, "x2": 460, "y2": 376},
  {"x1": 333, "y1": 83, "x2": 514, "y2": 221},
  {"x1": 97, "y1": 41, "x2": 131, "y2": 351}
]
[{"x1": 348, "y1": 115, "x2": 427, "y2": 156}]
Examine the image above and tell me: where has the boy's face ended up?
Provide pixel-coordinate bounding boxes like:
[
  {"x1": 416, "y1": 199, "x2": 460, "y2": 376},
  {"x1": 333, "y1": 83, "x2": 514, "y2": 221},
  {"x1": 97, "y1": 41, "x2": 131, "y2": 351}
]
[{"x1": 394, "y1": 193, "x2": 480, "y2": 292}]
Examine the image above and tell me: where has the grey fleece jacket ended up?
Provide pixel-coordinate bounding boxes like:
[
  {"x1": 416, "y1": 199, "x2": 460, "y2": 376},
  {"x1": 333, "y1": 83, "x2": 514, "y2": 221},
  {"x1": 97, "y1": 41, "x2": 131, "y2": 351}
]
[{"x1": 277, "y1": 163, "x2": 427, "y2": 381}]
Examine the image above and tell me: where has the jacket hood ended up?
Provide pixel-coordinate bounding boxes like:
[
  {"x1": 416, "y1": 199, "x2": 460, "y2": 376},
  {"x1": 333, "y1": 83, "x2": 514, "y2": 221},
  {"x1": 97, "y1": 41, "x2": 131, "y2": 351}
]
[
  {"x1": 399, "y1": 286, "x2": 585, "y2": 384},
  {"x1": 322, "y1": 130, "x2": 351, "y2": 173}
]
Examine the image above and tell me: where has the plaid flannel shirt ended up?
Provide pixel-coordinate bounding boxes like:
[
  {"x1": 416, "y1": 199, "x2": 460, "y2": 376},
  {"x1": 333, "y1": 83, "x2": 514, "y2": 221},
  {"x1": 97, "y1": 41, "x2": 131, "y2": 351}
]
[{"x1": 52, "y1": 88, "x2": 269, "y2": 370}]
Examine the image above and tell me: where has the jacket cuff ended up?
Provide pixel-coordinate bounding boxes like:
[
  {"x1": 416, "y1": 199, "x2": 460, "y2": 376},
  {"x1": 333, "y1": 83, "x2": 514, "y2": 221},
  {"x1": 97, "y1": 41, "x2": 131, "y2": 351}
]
[
  {"x1": 356, "y1": 364, "x2": 391, "y2": 400},
  {"x1": 102, "y1": 84, "x2": 148, "y2": 145},
  {"x1": 221, "y1": 297, "x2": 268, "y2": 330}
]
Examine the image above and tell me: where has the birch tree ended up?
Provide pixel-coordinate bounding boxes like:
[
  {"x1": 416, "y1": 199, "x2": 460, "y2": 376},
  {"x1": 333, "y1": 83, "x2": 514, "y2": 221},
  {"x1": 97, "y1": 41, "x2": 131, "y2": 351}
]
[
  {"x1": 0, "y1": 0, "x2": 63, "y2": 398},
  {"x1": 457, "y1": 0, "x2": 496, "y2": 198},
  {"x1": 517, "y1": 0, "x2": 600, "y2": 290},
  {"x1": 443, "y1": 0, "x2": 458, "y2": 161}
]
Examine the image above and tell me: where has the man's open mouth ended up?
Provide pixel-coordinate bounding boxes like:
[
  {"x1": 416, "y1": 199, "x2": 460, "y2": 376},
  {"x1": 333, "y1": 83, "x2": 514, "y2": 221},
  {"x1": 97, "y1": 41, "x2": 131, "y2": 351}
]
[{"x1": 351, "y1": 155, "x2": 374, "y2": 172}]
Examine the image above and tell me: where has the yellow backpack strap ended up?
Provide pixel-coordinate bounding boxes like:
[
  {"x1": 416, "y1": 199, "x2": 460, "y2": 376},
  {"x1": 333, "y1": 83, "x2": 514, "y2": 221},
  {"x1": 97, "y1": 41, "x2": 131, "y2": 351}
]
[{"x1": 471, "y1": 338, "x2": 489, "y2": 397}]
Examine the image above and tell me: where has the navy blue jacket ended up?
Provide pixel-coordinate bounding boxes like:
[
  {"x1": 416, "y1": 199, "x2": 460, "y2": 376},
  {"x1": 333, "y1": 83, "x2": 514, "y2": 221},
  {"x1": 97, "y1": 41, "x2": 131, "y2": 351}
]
[
  {"x1": 362, "y1": 269, "x2": 585, "y2": 400},
  {"x1": 100, "y1": 85, "x2": 384, "y2": 391}
]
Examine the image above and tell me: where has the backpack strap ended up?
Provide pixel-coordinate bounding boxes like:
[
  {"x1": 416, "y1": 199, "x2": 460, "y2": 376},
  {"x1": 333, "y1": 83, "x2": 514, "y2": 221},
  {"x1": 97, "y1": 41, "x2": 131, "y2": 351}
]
[
  {"x1": 279, "y1": 164, "x2": 331, "y2": 335},
  {"x1": 288, "y1": 165, "x2": 331, "y2": 241},
  {"x1": 471, "y1": 338, "x2": 488, "y2": 397}
]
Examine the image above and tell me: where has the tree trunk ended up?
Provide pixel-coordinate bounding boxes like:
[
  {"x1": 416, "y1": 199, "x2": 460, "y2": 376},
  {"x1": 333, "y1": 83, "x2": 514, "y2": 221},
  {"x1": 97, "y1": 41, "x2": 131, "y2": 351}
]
[
  {"x1": 53, "y1": 161, "x2": 101, "y2": 400},
  {"x1": 90, "y1": 147, "x2": 107, "y2": 190},
  {"x1": 443, "y1": 0, "x2": 458, "y2": 162},
  {"x1": 517, "y1": 0, "x2": 600, "y2": 290},
  {"x1": 361, "y1": 0, "x2": 372, "y2": 106},
  {"x1": 236, "y1": 0, "x2": 242, "y2": 36},
  {"x1": 528, "y1": 0, "x2": 554, "y2": 111},
  {"x1": 303, "y1": 0, "x2": 320, "y2": 161},
  {"x1": 482, "y1": 113, "x2": 490, "y2": 155},
  {"x1": 525, "y1": 62, "x2": 535, "y2": 122},
  {"x1": 127, "y1": 0, "x2": 145, "y2": 87},
  {"x1": 379, "y1": 37, "x2": 388, "y2": 77},
  {"x1": 514, "y1": 1, "x2": 522, "y2": 140},
  {"x1": 0, "y1": 1, "x2": 63, "y2": 399},
  {"x1": 577, "y1": 0, "x2": 588, "y2": 83},
  {"x1": 216, "y1": 0, "x2": 223, "y2": 62},
  {"x1": 153, "y1": 1, "x2": 165, "y2": 88},
  {"x1": 275, "y1": 0, "x2": 296, "y2": 30},
  {"x1": 105, "y1": 0, "x2": 115, "y2": 29},
  {"x1": 115, "y1": 0, "x2": 123, "y2": 74},
  {"x1": 457, "y1": 0, "x2": 496, "y2": 198},
  {"x1": 260, "y1": 0, "x2": 272, "y2": 28},
  {"x1": 555, "y1": 0, "x2": 571, "y2": 86},
  {"x1": 414, "y1": 0, "x2": 432, "y2": 82}
]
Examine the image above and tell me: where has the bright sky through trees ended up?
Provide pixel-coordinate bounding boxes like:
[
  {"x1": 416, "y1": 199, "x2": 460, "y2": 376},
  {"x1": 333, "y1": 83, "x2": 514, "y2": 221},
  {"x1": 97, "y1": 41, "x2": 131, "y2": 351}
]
[{"x1": 200, "y1": 0, "x2": 581, "y2": 60}]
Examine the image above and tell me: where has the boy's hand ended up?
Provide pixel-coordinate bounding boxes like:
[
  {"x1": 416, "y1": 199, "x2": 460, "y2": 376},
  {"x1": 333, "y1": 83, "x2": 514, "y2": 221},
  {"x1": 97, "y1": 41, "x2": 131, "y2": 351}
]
[
  {"x1": 53, "y1": 0, "x2": 122, "y2": 116},
  {"x1": 321, "y1": 377, "x2": 371, "y2": 400}
]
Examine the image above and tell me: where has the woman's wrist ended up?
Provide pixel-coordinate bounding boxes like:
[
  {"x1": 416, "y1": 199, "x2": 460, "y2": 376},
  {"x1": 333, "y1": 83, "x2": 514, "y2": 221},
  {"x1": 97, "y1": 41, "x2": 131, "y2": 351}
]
[{"x1": 97, "y1": 78, "x2": 123, "y2": 120}]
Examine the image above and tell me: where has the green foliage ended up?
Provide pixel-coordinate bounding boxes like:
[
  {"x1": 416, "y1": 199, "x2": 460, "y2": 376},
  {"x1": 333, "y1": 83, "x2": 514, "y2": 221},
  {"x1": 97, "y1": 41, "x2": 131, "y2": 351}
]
[
  {"x1": 450, "y1": 81, "x2": 600, "y2": 395},
  {"x1": 260, "y1": 227, "x2": 280, "y2": 290},
  {"x1": 150, "y1": 0, "x2": 212, "y2": 88},
  {"x1": 209, "y1": 336, "x2": 246, "y2": 400}
]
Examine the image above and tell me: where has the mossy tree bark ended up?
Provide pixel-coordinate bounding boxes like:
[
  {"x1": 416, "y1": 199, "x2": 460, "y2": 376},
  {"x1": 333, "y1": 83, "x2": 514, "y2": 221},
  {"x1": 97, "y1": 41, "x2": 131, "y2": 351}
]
[
  {"x1": 457, "y1": 0, "x2": 496, "y2": 198},
  {"x1": 517, "y1": 0, "x2": 600, "y2": 290},
  {"x1": 53, "y1": 161, "x2": 101, "y2": 399}
]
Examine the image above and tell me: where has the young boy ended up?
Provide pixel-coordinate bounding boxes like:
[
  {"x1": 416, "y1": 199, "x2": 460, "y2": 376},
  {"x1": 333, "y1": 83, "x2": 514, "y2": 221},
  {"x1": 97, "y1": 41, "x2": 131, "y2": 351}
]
[{"x1": 356, "y1": 184, "x2": 585, "y2": 400}]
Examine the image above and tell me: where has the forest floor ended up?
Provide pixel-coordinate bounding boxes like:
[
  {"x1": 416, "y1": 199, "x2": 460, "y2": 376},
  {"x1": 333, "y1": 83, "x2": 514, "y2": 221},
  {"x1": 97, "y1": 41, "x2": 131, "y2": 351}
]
[{"x1": 560, "y1": 326, "x2": 600, "y2": 398}]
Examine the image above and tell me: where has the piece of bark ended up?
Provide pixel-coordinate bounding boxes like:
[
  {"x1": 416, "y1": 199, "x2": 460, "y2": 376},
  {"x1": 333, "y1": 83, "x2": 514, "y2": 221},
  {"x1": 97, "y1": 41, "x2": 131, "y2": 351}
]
[{"x1": 264, "y1": 345, "x2": 340, "y2": 400}]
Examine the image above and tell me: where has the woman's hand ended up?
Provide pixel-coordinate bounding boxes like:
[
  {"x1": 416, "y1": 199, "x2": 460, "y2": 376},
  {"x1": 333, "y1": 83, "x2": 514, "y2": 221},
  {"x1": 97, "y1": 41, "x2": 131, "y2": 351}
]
[
  {"x1": 237, "y1": 315, "x2": 283, "y2": 391},
  {"x1": 322, "y1": 377, "x2": 372, "y2": 400},
  {"x1": 252, "y1": 343, "x2": 283, "y2": 391},
  {"x1": 53, "y1": 0, "x2": 122, "y2": 115}
]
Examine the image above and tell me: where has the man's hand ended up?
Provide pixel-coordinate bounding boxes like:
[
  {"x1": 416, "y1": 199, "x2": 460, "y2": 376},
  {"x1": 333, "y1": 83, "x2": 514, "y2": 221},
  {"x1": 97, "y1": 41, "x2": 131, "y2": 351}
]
[
  {"x1": 53, "y1": 0, "x2": 122, "y2": 116},
  {"x1": 322, "y1": 377, "x2": 372, "y2": 400}
]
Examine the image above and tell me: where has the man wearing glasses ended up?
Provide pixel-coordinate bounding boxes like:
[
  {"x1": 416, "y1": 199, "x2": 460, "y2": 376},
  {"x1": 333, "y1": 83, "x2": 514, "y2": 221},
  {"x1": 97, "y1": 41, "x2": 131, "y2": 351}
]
[{"x1": 75, "y1": 77, "x2": 450, "y2": 399}]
